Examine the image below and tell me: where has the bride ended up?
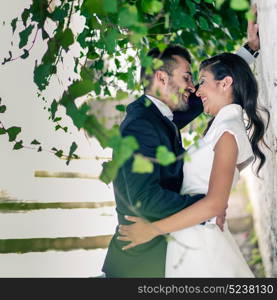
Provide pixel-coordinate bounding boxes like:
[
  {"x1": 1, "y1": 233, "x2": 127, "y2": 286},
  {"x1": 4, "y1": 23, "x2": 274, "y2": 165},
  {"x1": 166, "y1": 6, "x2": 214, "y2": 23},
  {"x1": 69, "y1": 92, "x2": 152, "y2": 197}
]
[{"x1": 118, "y1": 53, "x2": 269, "y2": 277}]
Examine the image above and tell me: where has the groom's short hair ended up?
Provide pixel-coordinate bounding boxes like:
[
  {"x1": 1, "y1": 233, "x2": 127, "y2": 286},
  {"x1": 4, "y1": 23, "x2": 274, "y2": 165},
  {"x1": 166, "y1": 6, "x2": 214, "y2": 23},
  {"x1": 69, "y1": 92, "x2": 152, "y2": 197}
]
[{"x1": 140, "y1": 44, "x2": 191, "y2": 92}]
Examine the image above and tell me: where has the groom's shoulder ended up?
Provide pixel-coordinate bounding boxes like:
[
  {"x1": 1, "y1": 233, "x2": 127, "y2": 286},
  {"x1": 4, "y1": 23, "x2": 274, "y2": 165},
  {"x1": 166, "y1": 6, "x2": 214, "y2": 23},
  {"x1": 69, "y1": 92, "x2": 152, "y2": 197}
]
[
  {"x1": 126, "y1": 95, "x2": 150, "y2": 113},
  {"x1": 120, "y1": 96, "x2": 157, "y2": 133}
]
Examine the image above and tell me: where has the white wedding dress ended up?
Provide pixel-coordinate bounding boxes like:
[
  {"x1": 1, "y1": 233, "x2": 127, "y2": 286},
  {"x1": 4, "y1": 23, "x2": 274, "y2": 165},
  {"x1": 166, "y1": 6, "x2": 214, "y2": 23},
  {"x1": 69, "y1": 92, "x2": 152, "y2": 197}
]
[{"x1": 165, "y1": 104, "x2": 255, "y2": 278}]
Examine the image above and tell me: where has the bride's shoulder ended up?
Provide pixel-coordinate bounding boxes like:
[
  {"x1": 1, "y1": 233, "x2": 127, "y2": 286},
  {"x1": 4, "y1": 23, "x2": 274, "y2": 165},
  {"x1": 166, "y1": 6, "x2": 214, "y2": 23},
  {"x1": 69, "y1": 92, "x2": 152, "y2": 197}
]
[{"x1": 203, "y1": 118, "x2": 246, "y2": 145}]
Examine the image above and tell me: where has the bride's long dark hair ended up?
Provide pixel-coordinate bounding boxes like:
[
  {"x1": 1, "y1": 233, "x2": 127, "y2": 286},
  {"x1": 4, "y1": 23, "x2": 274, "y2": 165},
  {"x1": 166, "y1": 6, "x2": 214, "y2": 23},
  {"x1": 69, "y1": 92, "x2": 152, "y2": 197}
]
[{"x1": 200, "y1": 53, "x2": 269, "y2": 176}]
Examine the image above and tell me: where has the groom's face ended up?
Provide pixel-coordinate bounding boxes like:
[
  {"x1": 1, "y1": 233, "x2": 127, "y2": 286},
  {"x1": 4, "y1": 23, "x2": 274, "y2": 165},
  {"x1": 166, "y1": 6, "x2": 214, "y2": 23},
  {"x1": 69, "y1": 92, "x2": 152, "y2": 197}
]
[{"x1": 165, "y1": 55, "x2": 195, "y2": 111}]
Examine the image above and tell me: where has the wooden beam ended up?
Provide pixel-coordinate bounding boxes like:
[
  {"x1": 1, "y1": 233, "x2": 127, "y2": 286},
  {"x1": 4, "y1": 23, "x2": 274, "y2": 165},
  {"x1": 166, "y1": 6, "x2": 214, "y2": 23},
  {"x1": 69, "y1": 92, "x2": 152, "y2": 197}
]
[
  {"x1": 34, "y1": 170, "x2": 99, "y2": 179},
  {"x1": 0, "y1": 235, "x2": 113, "y2": 253},
  {"x1": 0, "y1": 201, "x2": 115, "y2": 211}
]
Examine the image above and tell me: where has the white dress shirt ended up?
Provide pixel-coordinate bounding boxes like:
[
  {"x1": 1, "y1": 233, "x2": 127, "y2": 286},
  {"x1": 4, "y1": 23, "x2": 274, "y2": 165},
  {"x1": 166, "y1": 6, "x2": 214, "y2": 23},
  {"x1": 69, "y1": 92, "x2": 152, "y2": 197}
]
[{"x1": 145, "y1": 94, "x2": 174, "y2": 121}]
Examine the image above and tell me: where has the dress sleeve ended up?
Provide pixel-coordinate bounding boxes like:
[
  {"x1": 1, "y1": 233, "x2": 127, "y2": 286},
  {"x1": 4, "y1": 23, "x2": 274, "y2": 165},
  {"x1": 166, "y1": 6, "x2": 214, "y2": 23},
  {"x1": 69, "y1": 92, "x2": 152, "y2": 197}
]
[{"x1": 206, "y1": 121, "x2": 254, "y2": 169}]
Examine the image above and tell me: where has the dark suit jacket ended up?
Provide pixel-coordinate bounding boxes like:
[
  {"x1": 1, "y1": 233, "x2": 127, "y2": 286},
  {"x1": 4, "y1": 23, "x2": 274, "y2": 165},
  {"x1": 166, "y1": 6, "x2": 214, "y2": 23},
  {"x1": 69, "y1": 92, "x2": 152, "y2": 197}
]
[{"x1": 102, "y1": 94, "x2": 204, "y2": 277}]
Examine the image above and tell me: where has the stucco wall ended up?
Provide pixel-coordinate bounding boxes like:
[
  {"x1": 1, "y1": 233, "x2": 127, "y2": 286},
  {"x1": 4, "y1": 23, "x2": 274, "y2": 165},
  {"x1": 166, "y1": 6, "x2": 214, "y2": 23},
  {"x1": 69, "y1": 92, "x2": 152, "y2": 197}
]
[{"x1": 245, "y1": 0, "x2": 277, "y2": 277}]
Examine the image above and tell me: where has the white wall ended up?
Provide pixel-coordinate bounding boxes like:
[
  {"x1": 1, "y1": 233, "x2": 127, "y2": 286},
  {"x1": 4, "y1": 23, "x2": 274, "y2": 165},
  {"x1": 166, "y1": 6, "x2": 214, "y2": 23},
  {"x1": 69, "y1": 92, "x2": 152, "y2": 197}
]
[
  {"x1": 245, "y1": 0, "x2": 277, "y2": 277},
  {"x1": 0, "y1": 1, "x2": 112, "y2": 202}
]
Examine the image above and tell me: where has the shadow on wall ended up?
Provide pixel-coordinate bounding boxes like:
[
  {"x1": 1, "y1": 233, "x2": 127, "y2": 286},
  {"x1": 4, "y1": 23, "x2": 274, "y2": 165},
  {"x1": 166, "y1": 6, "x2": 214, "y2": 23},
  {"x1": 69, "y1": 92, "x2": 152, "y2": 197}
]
[{"x1": 89, "y1": 97, "x2": 134, "y2": 129}]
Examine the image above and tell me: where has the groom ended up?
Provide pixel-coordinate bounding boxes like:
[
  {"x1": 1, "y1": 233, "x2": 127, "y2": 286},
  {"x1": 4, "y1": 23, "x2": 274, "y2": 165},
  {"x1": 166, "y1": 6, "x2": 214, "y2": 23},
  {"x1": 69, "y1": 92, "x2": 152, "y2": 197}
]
[
  {"x1": 103, "y1": 45, "x2": 205, "y2": 277},
  {"x1": 102, "y1": 26, "x2": 260, "y2": 278}
]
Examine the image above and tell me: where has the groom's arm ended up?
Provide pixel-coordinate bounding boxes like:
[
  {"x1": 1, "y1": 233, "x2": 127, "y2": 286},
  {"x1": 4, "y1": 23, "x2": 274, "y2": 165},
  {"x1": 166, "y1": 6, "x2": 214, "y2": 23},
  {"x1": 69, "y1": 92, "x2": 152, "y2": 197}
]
[
  {"x1": 116, "y1": 118, "x2": 203, "y2": 222},
  {"x1": 173, "y1": 91, "x2": 203, "y2": 129}
]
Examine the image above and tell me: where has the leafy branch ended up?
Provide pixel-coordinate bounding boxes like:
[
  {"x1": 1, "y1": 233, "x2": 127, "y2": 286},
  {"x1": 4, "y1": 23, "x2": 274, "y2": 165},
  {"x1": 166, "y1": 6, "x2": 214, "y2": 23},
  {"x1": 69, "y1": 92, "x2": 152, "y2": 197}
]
[{"x1": 1, "y1": 0, "x2": 252, "y2": 184}]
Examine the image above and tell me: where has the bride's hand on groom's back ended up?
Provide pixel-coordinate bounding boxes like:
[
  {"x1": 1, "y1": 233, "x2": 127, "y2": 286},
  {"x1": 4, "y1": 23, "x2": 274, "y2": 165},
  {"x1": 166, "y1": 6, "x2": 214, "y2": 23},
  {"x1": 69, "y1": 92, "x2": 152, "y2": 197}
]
[{"x1": 117, "y1": 216, "x2": 160, "y2": 250}]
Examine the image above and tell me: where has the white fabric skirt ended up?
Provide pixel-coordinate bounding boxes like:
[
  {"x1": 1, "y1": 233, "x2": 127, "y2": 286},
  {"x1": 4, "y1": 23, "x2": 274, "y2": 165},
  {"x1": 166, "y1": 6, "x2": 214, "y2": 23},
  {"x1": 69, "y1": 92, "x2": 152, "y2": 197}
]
[{"x1": 165, "y1": 223, "x2": 254, "y2": 278}]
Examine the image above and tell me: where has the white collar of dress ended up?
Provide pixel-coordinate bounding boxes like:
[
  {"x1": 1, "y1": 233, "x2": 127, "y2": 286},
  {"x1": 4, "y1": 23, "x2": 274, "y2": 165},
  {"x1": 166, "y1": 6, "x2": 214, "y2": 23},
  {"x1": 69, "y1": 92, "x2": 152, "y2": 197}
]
[{"x1": 212, "y1": 104, "x2": 243, "y2": 126}]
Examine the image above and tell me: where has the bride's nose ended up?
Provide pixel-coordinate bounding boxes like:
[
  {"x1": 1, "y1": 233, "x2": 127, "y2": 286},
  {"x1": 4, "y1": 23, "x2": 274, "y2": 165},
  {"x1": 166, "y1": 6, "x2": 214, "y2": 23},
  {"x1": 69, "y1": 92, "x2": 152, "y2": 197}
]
[{"x1": 196, "y1": 87, "x2": 201, "y2": 97}]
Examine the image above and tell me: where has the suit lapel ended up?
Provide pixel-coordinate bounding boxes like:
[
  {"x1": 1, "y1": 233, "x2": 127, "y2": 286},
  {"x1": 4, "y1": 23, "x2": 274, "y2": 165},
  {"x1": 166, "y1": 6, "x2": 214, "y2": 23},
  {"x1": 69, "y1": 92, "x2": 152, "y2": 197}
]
[
  {"x1": 127, "y1": 95, "x2": 182, "y2": 152},
  {"x1": 138, "y1": 96, "x2": 182, "y2": 151}
]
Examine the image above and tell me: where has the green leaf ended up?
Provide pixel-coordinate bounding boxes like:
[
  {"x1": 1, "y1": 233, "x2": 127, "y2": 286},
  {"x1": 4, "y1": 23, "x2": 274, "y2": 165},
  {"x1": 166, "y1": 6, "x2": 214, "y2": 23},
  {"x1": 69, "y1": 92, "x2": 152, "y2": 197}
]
[
  {"x1": 100, "y1": 160, "x2": 118, "y2": 184},
  {"x1": 156, "y1": 146, "x2": 176, "y2": 166},
  {"x1": 144, "y1": 98, "x2": 152, "y2": 107},
  {"x1": 118, "y1": 5, "x2": 138, "y2": 27},
  {"x1": 13, "y1": 140, "x2": 24, "y2": 150},
  {"x1": 132, "y1": 154, "x2": 154, "y2": 173},
  {"x1": 204, "y1": 0, "x2": 214, "y2": 3},
  {"x1": 117, "y1": 72, "x2": 128, "y2": 82},
  {"x1": 0, "y1": 105, "x2": 7, "y2": 113},
  {"x1": 212, "y1": 14, "x2": 222, "y2": 25},
  {"x1": 21, "y1": 49, "x2": 29, "y2": 59},
  {"x1": 87, "y1": 50, "x2": 100, "y2": 60},
  {"x1": 31, "y1": 139, "x2": 41, "y2": 145},
  {"x1": 66, "y1": 141, "x2": 78, "y2": 165},
  {"x1": 115, "y1": 105, "x2": 126, "y2": 112},
  {"x1": 94, "y1": 81, "x2": 101, "y2": 95},
  {"x1": 57, "y1": 28, "x2": 74, "y2": 51},
  {"x1": 109, "y1": 135, "x2": 139, "y2": 166},
  {"x1": 6, "y1": 127, "x2": 21, "y2": 142},
  {"x1": 245, "y1": 10, "x2": 255, "y2": 21},
  {"x1": 186, "y1": 0, "x2": 196, "y2": 16},
  {"x1": 141, "y1": 0, "x2": 163, "y2": 15},
  {"x1": 2, "y1": 51, "x2": 12, "y2": 65},
  {"x1": 94, "y1": 59, "x2": 104, "y2": 70},
  {"x1": 63, "y1": 101, "x2": 90, "y2": 129},
  {"x1": 33, "y1": 64, "x2": 52, "y2": 91},
  {"x1": 82, "y1": 0, "x2": 106, "y2": 16},
  {"x1": 215, "y1": 0, "x2": 225, "y2": 9},
  {"x1": 21, "y1": 8, "x2": 30, "y2": 26},
  {"x1": 49, "y1": 5, "x2": 69, "y2": 21},
  {"x1": 182, "y1": 137, "x2": 192, "y2": 148},
  {"x1": 199, "y1": 16, "x2": 210, "y2": 31},
  {"x1": 104, "y1": 28, "x2": 118, "y2": 54},
  {"x1": 116, "y1": 90, "x2": 129, "y2": 100},
  {"x1": 156, "y1": 34, "x2": 164, "y2": 41},
  {"x1": 230, "y1": 0, "x2": 249, "y2": 11},
  {"x1": 153, "y1": 58, "x2": 164, "y2": 70},
  {"x1": 80, "y1": 65, "x2": 94, "y2": 80},
  {"x1": 19, "y1": 24, "x2": 34, "y2": 48},
  {"x1": 0, "y1": 128, "x2": 6, "y2": 135},
  {"x1": 157, "y1": 42, "x2": 167, "y2": 52},
  {"x1": 180, "y1": 12, "x2": 196, "y2": 30},
  {"x1": 103, "y1": 0, "x2": 118, "y2": 13},
  {"x1": 127, "y1": 67, "x2": 135, "y2": 90},
  {"x1": 55, "y1": 150, "x2": 63, "y2": 158},
  {"x1": 50, "y1": 99, "x2": 58, "y2": 120},
  {"x1": 84, "y1": 115, "x2": 111, "y2": 148},
  {"x1": 114, "y1": 58, "x2": 121, "y2": 68},
  {"x1": 68, "y1": 80, "x2": 95, "y2": 98},
  {"x1": 11, "y1": 18, "x2": 18, "y2": 34}
]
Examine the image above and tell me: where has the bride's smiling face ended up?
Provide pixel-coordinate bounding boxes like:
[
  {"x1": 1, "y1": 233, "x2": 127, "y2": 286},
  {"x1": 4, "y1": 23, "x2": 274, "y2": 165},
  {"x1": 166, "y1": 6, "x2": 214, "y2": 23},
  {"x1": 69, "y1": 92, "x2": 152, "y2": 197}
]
[{"x1": 196, "y1": 69, "x2": 233, "y2": 116}]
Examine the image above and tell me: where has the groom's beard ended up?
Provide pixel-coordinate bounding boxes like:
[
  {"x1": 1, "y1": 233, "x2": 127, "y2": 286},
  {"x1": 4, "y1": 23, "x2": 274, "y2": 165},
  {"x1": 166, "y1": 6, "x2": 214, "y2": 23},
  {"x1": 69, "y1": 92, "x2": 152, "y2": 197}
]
[{"x1": 168, "y1": 79, "x2": 189, "y2": 111}]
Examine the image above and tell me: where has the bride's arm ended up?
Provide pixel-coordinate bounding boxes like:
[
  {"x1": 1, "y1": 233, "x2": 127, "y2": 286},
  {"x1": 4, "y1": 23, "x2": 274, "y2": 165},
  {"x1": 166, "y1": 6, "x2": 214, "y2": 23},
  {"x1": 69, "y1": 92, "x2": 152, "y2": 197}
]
[{"x1": 118, "y1": 132, "x2": 238, "y2": 250}]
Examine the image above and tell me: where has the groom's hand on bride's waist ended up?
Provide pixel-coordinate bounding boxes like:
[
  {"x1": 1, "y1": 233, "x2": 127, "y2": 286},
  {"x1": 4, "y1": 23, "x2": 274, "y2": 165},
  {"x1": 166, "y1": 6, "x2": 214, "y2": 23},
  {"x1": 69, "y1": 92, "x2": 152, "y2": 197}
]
[{"x1": 216, "y1": 210, "x2": 227, "y2": 232}]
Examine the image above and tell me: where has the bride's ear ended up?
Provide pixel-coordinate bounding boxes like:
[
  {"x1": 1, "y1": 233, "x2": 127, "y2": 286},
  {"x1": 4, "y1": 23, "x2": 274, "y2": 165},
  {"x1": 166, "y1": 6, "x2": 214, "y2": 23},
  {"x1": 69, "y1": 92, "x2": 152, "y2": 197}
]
[{"x1": 221, "y1": 76, "x2": 233, "y2": 90}]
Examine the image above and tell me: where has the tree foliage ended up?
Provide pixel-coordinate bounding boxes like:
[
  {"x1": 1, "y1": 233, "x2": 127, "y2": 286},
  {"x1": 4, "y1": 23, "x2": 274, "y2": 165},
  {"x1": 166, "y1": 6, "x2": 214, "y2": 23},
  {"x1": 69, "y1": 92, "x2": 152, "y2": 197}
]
[{"x1": 1, "y1": 0, "x2": 251, "y2": 184}]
